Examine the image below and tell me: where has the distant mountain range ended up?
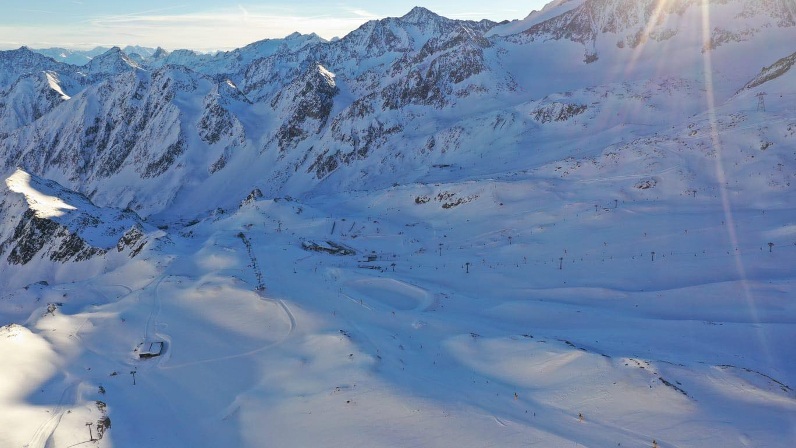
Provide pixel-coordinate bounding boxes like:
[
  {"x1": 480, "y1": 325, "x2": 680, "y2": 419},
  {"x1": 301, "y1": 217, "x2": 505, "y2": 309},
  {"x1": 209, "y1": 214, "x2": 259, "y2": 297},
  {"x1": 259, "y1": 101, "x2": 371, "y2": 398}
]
[{"x1": 32, "y1": 45, "x2": 160, "y2": 66}]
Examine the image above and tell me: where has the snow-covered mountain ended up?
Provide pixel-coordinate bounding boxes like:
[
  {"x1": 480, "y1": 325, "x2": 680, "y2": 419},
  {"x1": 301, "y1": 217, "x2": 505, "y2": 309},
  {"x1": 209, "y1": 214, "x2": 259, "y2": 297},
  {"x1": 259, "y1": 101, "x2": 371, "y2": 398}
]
[
  {"x1": 2, "y1": 1, "x2": 792, "y2": 217},
  {"x1": 33, "y1": 46, "x2": 158, "y2": 66},
  {"x1": 1, "y1": 1, "x2": 795, "y2": 447},
  {"x1": 0, "y1": 47, "x2": 76, "y2": 91}
]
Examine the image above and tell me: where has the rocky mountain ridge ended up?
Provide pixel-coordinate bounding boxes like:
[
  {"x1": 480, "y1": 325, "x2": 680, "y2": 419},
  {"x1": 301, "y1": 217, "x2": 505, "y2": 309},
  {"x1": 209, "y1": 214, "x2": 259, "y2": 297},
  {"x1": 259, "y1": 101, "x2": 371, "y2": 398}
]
[
  {"x1": 0, "y1": 0, "x2": 793, "y2": 267},
  {"x1": 0, "y1": 169, "x2": 152, "y2": 268}
]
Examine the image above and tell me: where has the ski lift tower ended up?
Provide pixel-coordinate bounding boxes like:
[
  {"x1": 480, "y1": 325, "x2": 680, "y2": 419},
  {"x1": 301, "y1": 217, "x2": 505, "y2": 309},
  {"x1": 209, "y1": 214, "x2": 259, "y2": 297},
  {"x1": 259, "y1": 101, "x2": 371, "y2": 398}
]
[{"x1": 757, "y1": 92, "x2": 767, "y2": 112}]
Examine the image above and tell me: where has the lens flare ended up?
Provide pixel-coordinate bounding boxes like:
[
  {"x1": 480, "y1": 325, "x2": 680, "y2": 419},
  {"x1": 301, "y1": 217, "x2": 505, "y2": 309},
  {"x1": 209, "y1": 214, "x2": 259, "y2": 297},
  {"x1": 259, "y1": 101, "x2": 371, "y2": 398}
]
[{"x1": 698, "y1": 0, "x2": 771, "y2": 366}]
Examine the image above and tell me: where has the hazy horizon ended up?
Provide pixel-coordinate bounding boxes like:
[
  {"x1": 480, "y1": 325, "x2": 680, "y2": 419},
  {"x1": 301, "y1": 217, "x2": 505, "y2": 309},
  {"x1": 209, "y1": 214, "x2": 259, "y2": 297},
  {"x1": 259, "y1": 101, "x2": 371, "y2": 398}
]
[{"x1": 0, "y1": 1, "x2": 550, "y2": 52}]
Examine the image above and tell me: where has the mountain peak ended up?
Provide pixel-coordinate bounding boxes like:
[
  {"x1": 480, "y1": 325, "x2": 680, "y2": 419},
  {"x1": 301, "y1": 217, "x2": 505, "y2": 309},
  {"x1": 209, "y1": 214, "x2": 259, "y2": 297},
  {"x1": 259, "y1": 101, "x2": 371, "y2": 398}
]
[
  {"x1": 6, "y1": 46, "x2": 48, "y2": 60},
  {"x1": 0, "y1": 46, "x2": 68, "y2": 91},
  {"x1": 152, "y1": 47, "x2": 170, "y2": 59},
  {"x1": 401, "y1": 6, "x2": 442, "y2": 23},
  {"x1": 85, "y1": 46, "x2": 140, "y2": 74}
]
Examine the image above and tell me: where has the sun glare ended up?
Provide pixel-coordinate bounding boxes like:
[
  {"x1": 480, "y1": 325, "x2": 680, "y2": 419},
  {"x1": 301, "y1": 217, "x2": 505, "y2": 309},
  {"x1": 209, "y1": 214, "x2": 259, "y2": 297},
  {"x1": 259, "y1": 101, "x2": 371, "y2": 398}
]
[
  {"x1": 696, "y1": 0, "x2": 773, "y2": 367},
  {"x1": 617, "y1": 0, "x2": 774, "y2": 371},
  {"x1": 625, "y1": 0, "x2": 674, "y2": 73}
]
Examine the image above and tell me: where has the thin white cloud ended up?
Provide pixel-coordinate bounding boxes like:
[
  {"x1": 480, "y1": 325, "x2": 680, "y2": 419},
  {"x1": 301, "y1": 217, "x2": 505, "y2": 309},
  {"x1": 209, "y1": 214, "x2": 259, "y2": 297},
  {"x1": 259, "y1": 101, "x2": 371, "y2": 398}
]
[
  {"x1": 14, "y1": 9, "x2": 60, "y2": 14},
  {"x1": 446, "y1": 8, "x2": 527, "y2": 20},
  {"x1": 344, "y1": 8, "x2": 380, "y2": 19},
  {"x1": 238, "y1": 4, "x2": 250, "y2": 21},
  {"x1": 84, "y1": 4, "x2": 191, "y2": 23}
]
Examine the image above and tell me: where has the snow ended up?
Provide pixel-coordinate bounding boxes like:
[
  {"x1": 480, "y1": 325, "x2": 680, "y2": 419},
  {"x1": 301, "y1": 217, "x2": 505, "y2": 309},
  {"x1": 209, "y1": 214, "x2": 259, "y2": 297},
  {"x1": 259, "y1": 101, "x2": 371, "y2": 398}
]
[
  {"x1": 486, "y1": 0, "x2": 588, "y2": 37},
  {"x1": 5, "y1": 159, "x2": 794, "y2": 446},
  {"x1": 0, "y1": 1, "x2": 795, "y2": 447},
  {"x1": 3, "y1": 168, "x2": 147, "y2": 249},
  {"x1": 6, "y1": 168, "x2": 77, "y2": 219},
  {"x1": 0, "y1": 324, "x2": 63, "y2": 448},
  {"x1": 44, "y1": 72, "x2": 70, "y2": 100},
  {"x1": 317, "y1": 63, "x2": 336, "y2": 82}
]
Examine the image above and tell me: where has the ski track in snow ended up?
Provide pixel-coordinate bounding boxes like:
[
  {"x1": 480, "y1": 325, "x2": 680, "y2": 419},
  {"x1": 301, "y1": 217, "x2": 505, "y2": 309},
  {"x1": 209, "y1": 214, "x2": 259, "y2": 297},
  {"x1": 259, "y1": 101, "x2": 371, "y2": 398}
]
[
  {"x1": 156, "y1": 233, "x2": 297, "y2": 370},
  {"x1": 576, "y1": 166, "x2": 677, "y2": 184},
  {"x1": 157, "y1": 290, "x2": 296, "y2": 371},
  {"x1": 145, "y1": 277, "x2": 166, "y2": 343},
  {"x1": 24, "y1": 382, "x2": 77, "y2": 448}
]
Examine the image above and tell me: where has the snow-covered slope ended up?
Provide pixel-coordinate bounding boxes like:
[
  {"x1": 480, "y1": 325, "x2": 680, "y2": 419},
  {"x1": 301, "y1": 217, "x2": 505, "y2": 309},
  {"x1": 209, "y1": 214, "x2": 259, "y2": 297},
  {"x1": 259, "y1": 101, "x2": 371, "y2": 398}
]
[
  {"x1": 0, "y1": 169, "x2": 156, "y2": 287},
  {"x1": 487, "y1": 0, "x2": 588, "y2": 37},
  {"x1": 0, "y1": 71, "x2": 73, "y2": 132},
  {"x1": 1, "y1": 1, "x2": 795, "y2": 447}
]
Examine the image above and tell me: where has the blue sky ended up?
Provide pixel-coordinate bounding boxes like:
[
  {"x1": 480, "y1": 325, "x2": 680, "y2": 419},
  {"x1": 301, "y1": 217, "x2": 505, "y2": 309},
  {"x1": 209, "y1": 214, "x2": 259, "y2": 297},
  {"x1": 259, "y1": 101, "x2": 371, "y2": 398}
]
[{"x1": 0, "y1": 1, "x2": 550, "y2": 51}]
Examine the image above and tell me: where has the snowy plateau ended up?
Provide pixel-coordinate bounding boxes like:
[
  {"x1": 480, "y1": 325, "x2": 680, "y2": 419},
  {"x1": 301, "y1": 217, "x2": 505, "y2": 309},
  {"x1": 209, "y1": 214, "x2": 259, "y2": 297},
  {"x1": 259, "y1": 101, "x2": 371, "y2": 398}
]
[{"x1": 1, "y1": 0, "x2": 795, "y2": 446}]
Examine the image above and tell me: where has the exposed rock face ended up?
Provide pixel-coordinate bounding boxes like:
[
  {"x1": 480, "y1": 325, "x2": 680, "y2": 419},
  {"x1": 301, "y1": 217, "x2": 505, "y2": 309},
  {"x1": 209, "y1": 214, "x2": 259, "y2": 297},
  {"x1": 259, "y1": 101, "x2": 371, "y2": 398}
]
[
  {"x1": 742, "y1": 51, "x2": 796, "y2": 90},
  {"x1": 4, "y1": 209, "x2": 105, "y2": 264},
  {"x1": 199, "y1": 83, "x2": 248, "y2": 173},
  {"x1": 0, "y1": 169, "x2": 153, "y2": 266},
  {"x1": 533, "y1": 102, "x2": 588, "y2": 123},
  {"x1": 270, "y1": 63, "x2": 339, "y2": 152},
  {"x1": 116, "y1": 225, "x2": 147, "y2": 257}
]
